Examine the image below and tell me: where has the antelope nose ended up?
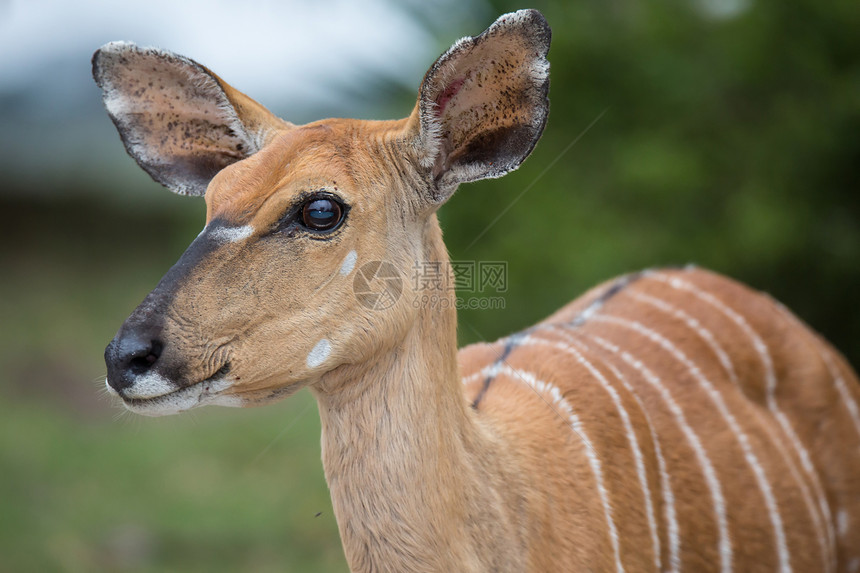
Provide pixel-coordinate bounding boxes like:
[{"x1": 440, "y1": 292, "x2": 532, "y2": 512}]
[{"x1": 105, "y1": 330, "x2": 164, "y2": 392}]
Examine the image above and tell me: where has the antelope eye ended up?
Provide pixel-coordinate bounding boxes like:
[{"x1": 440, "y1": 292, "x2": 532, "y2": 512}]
[{"x1": 300, "y1": 197, "x2": 345, "y2": 232}]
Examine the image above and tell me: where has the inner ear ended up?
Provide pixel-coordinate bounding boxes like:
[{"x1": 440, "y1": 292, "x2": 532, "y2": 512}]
[
  {"x1": 415, "y1": 10, "x2": 551, "y2": 200},
  {"x1": 92, "y1": 42, "x2": 290, "y2": 196}
]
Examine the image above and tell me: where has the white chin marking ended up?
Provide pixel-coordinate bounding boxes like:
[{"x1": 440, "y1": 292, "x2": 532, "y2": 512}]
[
  {"x1": 307, "y1": 338, "x2": 332, "y2": 369},
  {"x1": 209, "y1": 225, "x2": 254, "y2": 243},
  {"x1": 118, "y1": 371, "x2": 175, "y2": 399},
  {"x1": 340, "y1": 250, "x2": 358, "y2": 276},
  {"x1": 120, "y1": 377, "x2": 243, "y2": 417}
]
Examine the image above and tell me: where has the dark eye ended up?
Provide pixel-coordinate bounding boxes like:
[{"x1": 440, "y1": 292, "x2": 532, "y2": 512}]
[{"x1": 300, "y1": 197, "x2": 345, "y2": 232}]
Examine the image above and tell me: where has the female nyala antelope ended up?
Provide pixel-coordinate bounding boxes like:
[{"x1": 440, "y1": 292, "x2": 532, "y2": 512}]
[{"x1": 96, "y1": 10, "x2": 860, "y2": 572}]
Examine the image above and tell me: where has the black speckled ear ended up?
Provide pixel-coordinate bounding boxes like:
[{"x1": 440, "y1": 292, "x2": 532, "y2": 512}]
[
  {"x1": 92, "y1": 42, "x2": 291, "y2": 196},
  {"x1": 414, "y1": 9, "x2": 551, "y2": 202}
]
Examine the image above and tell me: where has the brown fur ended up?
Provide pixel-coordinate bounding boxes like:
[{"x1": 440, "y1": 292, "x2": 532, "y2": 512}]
[
  {"x1": 96, "y1": 10, "x2": 860, "y2": 572},
  {"x1": 460, "y1": 268, "x2": 860, "y2": 571}
]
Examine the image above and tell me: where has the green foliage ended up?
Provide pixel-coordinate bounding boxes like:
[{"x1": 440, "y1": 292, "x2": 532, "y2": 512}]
[{"x1": 448, "y1": 0, "x2": 860, "y2": 367}]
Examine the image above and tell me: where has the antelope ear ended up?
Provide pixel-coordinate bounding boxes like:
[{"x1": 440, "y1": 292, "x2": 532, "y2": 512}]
[
  {"x1": 92, "y1": 42, "x2": 291, "y2": 196},
  {"x1": 412, "y1": 9, "x2": 550, "y2": 202}
]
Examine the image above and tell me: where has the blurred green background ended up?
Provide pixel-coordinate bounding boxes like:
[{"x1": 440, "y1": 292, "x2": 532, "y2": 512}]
[{"x1": 1, "y1": 0, "x2": 858, "y2": 571}]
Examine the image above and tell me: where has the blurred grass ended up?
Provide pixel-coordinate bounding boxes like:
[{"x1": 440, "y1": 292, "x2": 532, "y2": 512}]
[
  {"x1": 0, "y1": 393, "x2": 346, "y2": 573},
  {"x1": 0, "y1": 197, "x2": 347, "y2": 572}
]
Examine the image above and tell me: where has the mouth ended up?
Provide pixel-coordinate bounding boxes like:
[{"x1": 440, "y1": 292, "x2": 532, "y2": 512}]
[{"x1": 106, "y1": 367, "x2": 242, "y2": 417}]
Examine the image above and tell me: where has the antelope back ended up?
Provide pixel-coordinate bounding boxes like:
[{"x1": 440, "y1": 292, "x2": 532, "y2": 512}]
[{"x1": 460, "y1": 267, "x2": 860, "y2": 571}]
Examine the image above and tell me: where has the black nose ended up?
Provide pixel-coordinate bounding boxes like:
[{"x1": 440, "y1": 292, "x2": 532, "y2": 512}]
[{"x1": 105, "y1": 329, "x2": 164, "y2": 392}]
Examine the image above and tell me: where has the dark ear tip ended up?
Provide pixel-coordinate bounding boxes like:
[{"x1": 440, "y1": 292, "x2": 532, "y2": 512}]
[
  {"x1": 495, "y1": 9, "x2": 551, "y2": 37},
  {"x1": 91, "y1": 48, "x2": 109, "y2": 86},
  {"x1": 92, "y1": 41, "x2": 140, "y2": 86},
  {"x1": 518, "y1": 8, "x2": 549, "y2": 26},
  {"x1": 527, "y1": 9, "x2": 552, "y2": 41},
  {"x1": 91, "y1": 49, "x2": 102, "y2": 84}
]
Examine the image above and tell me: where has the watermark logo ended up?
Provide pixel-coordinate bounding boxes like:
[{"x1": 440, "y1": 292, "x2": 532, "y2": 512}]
[
  {"x1": 411, "y1": 261, "x2": 508, "y2": 293},
  {"x1": 353, "y1": 260, "x2": 508, "y2": 311},
  {"x1": 353, "y1": 261, "x2": 403, "y2": 310}
]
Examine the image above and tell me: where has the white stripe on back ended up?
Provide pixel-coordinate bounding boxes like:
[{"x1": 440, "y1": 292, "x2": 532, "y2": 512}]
[
  {"x1": 629, "y1": 288, "x2": 834, "y2": 571},
  {"x1": 627, "y1": 290, "x2": 740, "y2": 390},
  {"x1": 521, "y1": 332, "x2": 661, "y2": 571},
  {"x1": 479, "y1": 363, "x2": 625, "y2": 573},
  {"x1": 772, "y1": 302, "x2": 860, "y2": 452},
  {"x1": 586, "y1": 334, "x2": 681, "y2": 573},
  {"x1": 593, "y1": 312, "x2": 791, "y2": 573},
  {"x1": 648, "y1": 270, "x2": 835, "y2": 571},
  {"x1": 576, "y1": 326, "x2": 732, "y2": 573},
  {"x1": 822, "y1": 350, "x2": 860, "y2": 449}
]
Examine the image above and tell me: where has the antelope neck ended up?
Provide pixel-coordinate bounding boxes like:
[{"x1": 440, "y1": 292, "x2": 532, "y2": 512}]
[{"x1": 311, "y1": 236, "x2": 525, "y2": 571}]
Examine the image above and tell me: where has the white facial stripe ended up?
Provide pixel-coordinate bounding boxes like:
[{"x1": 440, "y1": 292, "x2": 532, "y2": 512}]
[
  {"x1": 307, "y1": 339, "x2": 332, "y2": 369},
  {"x1": 209, "y1": 225, "x2": 254, "y2": 243},
  {"x1": 340, "y1": 250, "x2": 358, "y2": 276}
]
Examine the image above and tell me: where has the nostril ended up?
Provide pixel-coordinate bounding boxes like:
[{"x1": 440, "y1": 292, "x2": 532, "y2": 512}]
[
  {"x1": 106, "y1": 326, "x2": 166, "y2": 393},
  {"x1": 129, "y1": 353, "x2": 156, "y2": 373},
  {"x1": 127, "y1": 340, "x2": 163, "y2": 374}
]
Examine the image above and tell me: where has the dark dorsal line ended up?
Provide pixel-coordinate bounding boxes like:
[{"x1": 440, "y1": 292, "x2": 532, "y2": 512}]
[
  {"x1": 471, "y1": 271, "x2": 645, "y2": 410},
  {"x1": 471, "y1": 332, "x2": 528, "y2": 409},
  {"x1": 563, "y1": 270, "x2": 644, "y2": 329}
]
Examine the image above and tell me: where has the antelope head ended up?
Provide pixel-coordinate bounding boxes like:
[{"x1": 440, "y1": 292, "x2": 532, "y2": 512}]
[{"x1": 98, "y1": 10, "x2": 550, "y2": 416}]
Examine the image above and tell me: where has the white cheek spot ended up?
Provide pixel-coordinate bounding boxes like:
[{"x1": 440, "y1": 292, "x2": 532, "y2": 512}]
[
  {"x1": 307, "y1": 339, "x2": 332, "y2": 369},
  {"x1": 340, "y1": 250, "x2": 358, "y2": 276},
  {"x1": 209, "y1": 225, "x2": 254, "y2": 243}
]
